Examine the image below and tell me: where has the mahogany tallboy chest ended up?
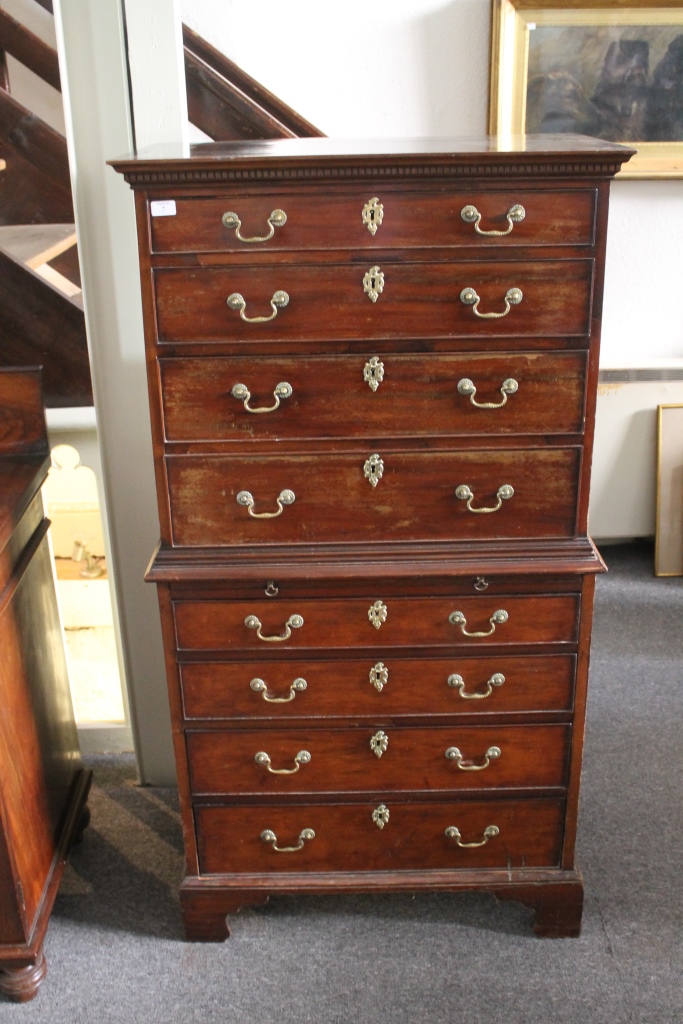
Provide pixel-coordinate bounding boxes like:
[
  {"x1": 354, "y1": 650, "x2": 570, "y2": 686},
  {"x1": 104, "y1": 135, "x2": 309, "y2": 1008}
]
[{"x1": 113, "y1": 136, "x2": 633, "y2": 940}]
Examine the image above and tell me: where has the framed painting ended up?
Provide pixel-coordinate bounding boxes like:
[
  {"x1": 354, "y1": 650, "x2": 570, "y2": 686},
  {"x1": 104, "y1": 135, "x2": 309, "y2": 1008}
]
[
  {"x1": 489, "y1": 0, "x2": 683, "y2": 177},
  {"x1": 655, "y1": 403, "x2": 683, "y2": 577}
]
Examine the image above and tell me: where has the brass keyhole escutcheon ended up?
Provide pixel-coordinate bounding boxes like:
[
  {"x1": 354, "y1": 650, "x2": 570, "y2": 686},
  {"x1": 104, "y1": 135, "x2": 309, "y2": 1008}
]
[
  {"x1": 362, "y1": 197, "x2": 384, "y2": 235},
  {"x1": 363, "y1": 265, "x2": 385, "y2": 303}
]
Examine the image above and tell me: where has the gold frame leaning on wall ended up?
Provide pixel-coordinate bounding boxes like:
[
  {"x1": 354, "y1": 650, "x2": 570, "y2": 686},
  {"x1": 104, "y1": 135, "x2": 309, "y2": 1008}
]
[
  {"x1": 489, "y1": 0, "x2": 683, "y2": 177},
  {"x1": 655, "y1": 403, "x2": 683, "y2": 577}
]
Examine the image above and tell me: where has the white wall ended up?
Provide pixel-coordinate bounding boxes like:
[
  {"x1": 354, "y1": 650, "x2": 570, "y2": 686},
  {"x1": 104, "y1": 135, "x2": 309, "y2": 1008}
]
[{"x1": 182, "y1": 0, "x2": 683, "y2": 367}]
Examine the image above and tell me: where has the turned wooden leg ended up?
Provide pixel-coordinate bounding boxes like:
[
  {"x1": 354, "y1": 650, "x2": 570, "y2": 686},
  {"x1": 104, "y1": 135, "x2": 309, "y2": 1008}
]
[
  {"x1": 495, "y1": 880, "x2": 584, "y2": 938},
  {"x1": 0, "y1": 950, "x2": 47, "y2": 1003},
  {"x1": 179, "y1": 889, "x2": 270, "y2": 942}
]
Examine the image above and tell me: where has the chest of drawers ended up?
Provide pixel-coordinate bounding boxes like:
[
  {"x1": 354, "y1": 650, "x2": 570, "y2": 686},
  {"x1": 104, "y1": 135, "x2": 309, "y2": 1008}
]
[{"x1": 113, "y1": 136, "x2": 633, "y2": 941}]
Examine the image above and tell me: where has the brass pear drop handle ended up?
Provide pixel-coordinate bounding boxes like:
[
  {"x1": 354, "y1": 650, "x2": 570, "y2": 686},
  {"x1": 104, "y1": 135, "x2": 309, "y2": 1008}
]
[
  {"x1": 461, "y1": 203, "x2": 525, "y2": 236},
  {"x1": 457, "y1": 377, "x2": 518, "y2": 409},
  {"x1": 260, "y1": 827, "x2": 315, "y2": 853},
  {"x1": 254, "y1": 749, "x2": 311, "y2": 775},
  {"x1": 250, "y1": 677, "x2": 308, "y2": 703},
  {"x1": 244, "y1": 613, "x2": 304, "y2": 642},
  {"x1": 227, "y1": 290, "x2": 289, "y2": 323},
  {"x1": 445, "y1": 824, "x2": 500, "y2": 848},
  {"x1": 460, "y1": 286, "x2": 523, "y2": 319},
  {"x1": 455, "y1": 484, "x2": 514, "y2": 513},
  {"x1": 449, "y1": 609, "x2": 508, "y2": 637},
  {"x1": 236, "y1": 489, "x2": 295, "y2": 519},
  {"x1": 448, "y1": 672, "x2": 505, "y2": 699},
  {"x1": 221, "y1": 208, "x2": 287, "y2": 243},
  {"x1": 445, "y1": 745, "x2": 501, "y2": 771},
  {"x1": 231, "y1": 381, "x2": 293, "y2": 414}
]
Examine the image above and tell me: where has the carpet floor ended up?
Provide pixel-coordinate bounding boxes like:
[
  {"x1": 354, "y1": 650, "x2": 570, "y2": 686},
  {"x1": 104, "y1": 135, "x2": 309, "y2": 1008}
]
[{"x1": 1, "y1": 542, "x2": 681, "y2": 1023}]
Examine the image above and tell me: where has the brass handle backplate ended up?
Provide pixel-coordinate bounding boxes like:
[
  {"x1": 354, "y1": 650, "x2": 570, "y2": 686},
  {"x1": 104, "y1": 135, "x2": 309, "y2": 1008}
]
[
  {"x1": 254, "y1": 749, "x2": 311, "y2": 774},
  {"x1": 445, "y1": 824, "x2": 500, "y2": 848},
  {"x1": 244, "y1": 613, "x2": 304, "y2": 642},
  {"x1": 457, "y1": 377, "x2": 518, "y2": 409},
  {"x1": 227, "y1": 290, "x2": 289, "y2": 323},
  {"x1": 231, "y1": 381, "x2": 293, "y2": 414},
  {"x1": 455, "y1": 484, "x2": 514, "y2": 514},
  {"x1": 461, "y1": 203, "x2": 525, "y2": 236},
  {"x1": 445, "y1": 744, "x2": 501, "y2": 770},
  {"x1": 222, "y1": 208, "x2": 287, "y2": 243},
  {"x1": 250, "y1": 677, "x2": 308, "y2": 703},
  {"x1": 260, "y1": 827, "x2": 315, "y2": 853},
  {"x1": 449, "y1": 609, "x2": 508, "y2": 637},
  {"x1": 448, "y1": 672, "x2": 505, "y2": 699},
  {"x1": 460, "y1": 286, "x2": 523, "y2": 319},
  {"x1": 236, "y1": 489, "x2": 295, "y2": 519}
]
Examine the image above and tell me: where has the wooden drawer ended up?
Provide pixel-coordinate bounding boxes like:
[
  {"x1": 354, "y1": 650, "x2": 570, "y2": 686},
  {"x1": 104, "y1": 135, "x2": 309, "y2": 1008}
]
[
  {"x1": 180, "y1": 653, "x2": 576, "y2": 720},
  {"x1": 166, "y1": 447, "x2": 580, "y2": 547},
  {"x1": 159, "y1": 351, "x2": 587, "y2": 443},
  {"x1": 194, "y1": 797, "x2": 566, "y2": 874},
  {"x1": 149, "y1": 189, "x2": 596, "y2": 254},
  {"x1": 153, "y1": 260, "x2": 593, "y2": 344},
  {"x1": 173, "y1": 593, "x2": 580, "y2": 652},
  {"x1": 187, "y1": 723, "x2": 570, "y2": 795}
]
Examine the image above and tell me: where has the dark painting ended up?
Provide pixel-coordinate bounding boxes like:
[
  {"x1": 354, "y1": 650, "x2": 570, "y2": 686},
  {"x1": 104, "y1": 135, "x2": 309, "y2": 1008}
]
[{"x1": 526, "y1": 25, "x2": 683, "y2": 142}]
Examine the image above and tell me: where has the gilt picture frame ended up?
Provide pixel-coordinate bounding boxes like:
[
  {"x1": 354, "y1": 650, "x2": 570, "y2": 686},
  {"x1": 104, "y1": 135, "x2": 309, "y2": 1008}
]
[
  {"x1": 655, "y1": 403, "x2": 683, "y2": 577},
  {"x1": 489, "y1": 0, "x2": 683, "y2": 177}
]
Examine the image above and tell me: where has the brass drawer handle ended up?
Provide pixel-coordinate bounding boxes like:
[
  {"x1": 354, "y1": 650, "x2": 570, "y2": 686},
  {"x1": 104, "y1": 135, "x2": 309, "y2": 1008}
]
[
  {"x1": 231, "y1": 381, "x2": 293, "y2": 414},
  {"x1": 457, "y1": 377, "x2": 518, "y2": 409},
  {"x1": 250, "y1": 676, "x2": 308, "y2": 703},
  {"x1": 222, "y1": 208, "x2": 287, "y2": 243},
  {"x1": 244, "y1": 613, "x2": 304, "y2": 642},
  {"x1": 227, "y1": 290, "x2": 289, "y2": 323},
  {"x1": 448, "y1": 609, "x2": 508, "y2": 637},
  {"x1": 236, "y1": 489, "x2": 295, "y2": 518},
  {"x1": 254, "y1": 749, "x2": 311, "y2": 774},
  {"x1": 460, "y1": 286, "x2": 523, "y2": 319},
  {"x1": 445, "y1": 824, "x2": 500, "y2": 848},
  {"x1": 461, "y1": 203, "x2": 525, "y2": 236},
  {"x1": 455, "y1": 484, "x2": 514, "y2": 513},
  {"x1": 260, "y1": 827, "x2": 315, "y2": 853},
  {"x1": 448, "y1": 672, "x2": 505, "y2": 699},
  {"x1": 445, "y1": 745, "x2": 501, "y2": 770}
]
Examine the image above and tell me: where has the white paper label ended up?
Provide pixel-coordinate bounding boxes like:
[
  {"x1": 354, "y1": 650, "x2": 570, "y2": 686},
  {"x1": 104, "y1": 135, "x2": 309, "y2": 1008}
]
[{"x1": 150, "y1": 200, "x2": 177, "y2": 217}]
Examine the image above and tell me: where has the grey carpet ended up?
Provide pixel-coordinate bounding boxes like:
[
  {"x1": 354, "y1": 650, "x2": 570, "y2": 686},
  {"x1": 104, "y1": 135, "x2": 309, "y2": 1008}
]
[{"x1": 2, "y1": 543, "x2": 681, "y2": 1023}]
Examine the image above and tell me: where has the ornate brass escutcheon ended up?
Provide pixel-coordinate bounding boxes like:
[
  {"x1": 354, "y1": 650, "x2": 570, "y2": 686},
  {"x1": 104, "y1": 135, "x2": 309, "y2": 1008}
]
[
  {"x1": 460, "y1": 203, "x2": 525, "y2": 236},
  {"x1": 245, "y1": 613, "x2": 304, "y2": 642},
  {"x1": 364, "y1": 453, "x2": 384, "y2": 487},
  {"x1": 372, "y1": 804, "x2": 390, "y2": 829},
  {"x1": 231, "y1": 380, "x2": 293, "y2": 414},
  {"x1": 221, "y1": 208, "x2": 287, "y2": 243},
  {"x1": 369, "y1": 661, "x2": 389, "y2": 692},
  {"x1": 260, "y1": 828, "x2": 315, "y2": 853},
  {"x1": 237, "y1": 489, "x2": 296, "y2": 519},
  {"x1": 363, "y1": 265, "x2": 385, "y2": 303},
  {"x1": 227, "y1": 290, "x2": 289, "y2": 323},
  {"x1": 370, "y1": 730, "x2": 389, "y2": 758},
  {"x1": 362, "y1": 197, "x2": 384, "y2": 235},
  {"x1": 457, "y1": 377, "x2": 518, "y2": 409},
  {"x1": 449, "y1": 608, "x2": 508, "y2": 638},
  {"x1": 455, "y1": 484, "x2": 514, "y2": 514},
  {"x1": 254, "y1": 749, "x2": 311, "y2": 774},
  {"x1": 459, "y1": 286, "x2": 523, "y2": 319},
  {"x1": 368, "y1": 600, "x2": 388, "y2": 629},
  {"x1": 445, "y1": 824, "x2": 499, "y2": 848},
  {"x1": 448, "y1": 672, "x2": 505, "y2": 700},
  {"x1": 445, "y1": 745, "x2": 501, "y2": 770},
  {"x1": 250, "y1": 676, "x2": 308, "y2": 703},
  {"x1": 363, "y1": 356, "x2": 385, "y2": 392}
]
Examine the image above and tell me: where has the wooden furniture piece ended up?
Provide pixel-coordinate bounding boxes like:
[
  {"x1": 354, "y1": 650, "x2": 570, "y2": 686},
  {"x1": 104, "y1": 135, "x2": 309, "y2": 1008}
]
[
  {"x1": 113, "y1": 136, "x2": 633, "y2": 941},
  {"x1": 0, "y1": 368, "x2": 91, "y2": 1001}
]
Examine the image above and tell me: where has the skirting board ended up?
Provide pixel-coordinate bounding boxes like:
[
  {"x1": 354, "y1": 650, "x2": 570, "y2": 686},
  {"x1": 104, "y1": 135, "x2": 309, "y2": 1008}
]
[{"x1": 77, "y1": 723, "x2": 134, "y2": 754}]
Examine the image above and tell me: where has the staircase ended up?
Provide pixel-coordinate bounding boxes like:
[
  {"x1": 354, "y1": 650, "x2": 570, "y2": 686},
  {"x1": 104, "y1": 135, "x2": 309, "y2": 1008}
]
[{"x1": 0, "y1": 3, "x2": 322, "y2": 408}]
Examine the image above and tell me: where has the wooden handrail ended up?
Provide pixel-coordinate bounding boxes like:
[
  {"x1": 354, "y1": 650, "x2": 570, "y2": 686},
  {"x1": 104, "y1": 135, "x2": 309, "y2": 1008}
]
[
  {"x1": 183, "y1": 23, "x2": 324, "y2": 140},
  {"x1": 0, "y1": 9, "x2": 60, "y2": 91}
]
